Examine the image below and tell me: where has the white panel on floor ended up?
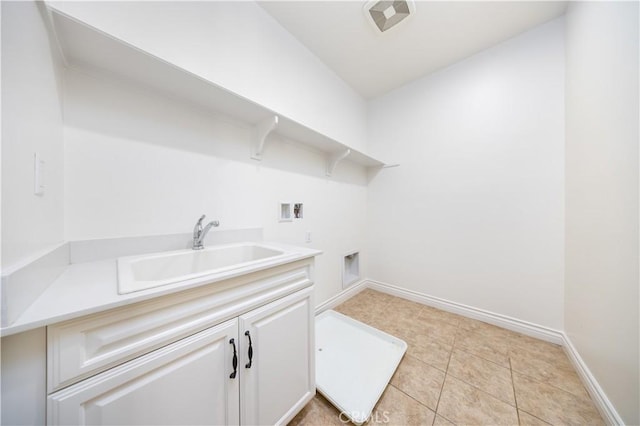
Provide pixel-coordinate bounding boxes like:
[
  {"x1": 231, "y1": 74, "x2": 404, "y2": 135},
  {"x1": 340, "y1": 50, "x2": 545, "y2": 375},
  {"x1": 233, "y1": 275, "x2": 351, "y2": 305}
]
[{"x1": 315, "y1": 310, "x2": 407, "y2": 425}]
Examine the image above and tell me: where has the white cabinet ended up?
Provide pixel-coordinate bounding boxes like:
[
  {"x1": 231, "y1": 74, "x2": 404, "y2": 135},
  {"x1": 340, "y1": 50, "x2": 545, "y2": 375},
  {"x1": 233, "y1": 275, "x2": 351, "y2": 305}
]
[
  {"x1": 48, "y1": 319, "x2": 240, "y2": 425},
  {"x1": 240, "y1": 288, "x2": 315, "y2": 425},
  {"x1": 47, "y1": 286, "x2": 315, "y2": 426}
]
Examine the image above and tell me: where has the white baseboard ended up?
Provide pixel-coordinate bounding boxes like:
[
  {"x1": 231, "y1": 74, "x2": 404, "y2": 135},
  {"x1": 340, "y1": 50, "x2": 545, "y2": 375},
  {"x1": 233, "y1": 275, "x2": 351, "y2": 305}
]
[
  {"x1": 314, "y1": 279, "x2": 368, "y2": 315},
  {"x1": 319, "y1": 278, "x2": 623, "y2": 425},
  {"x1": 365, "y1": 279, "x2": 564, "y2": 344},
  {"x1": 561, "y1": 333, "x2": 624, "y2": 425}
]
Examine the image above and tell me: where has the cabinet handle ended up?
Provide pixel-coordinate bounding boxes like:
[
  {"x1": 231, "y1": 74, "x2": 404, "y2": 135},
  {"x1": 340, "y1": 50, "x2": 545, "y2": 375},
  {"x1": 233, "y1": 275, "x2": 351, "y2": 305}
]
[
  {"x1": 229, "y1": 338, "x2": 238, "y2": 379},
  {"x1": 245, "y1": 331, "x2": 253, "y2": 368}
]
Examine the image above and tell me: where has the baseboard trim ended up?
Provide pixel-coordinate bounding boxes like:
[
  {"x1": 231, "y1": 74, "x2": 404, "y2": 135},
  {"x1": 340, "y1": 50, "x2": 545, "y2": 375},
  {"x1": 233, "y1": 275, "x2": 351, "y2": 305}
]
[
  {"x1": 365, "y1": 279, "x2": 564, "y2": 344},
  {"x1": 314, "y1": 279, "x2": 368, "y2": 315},
  {"x1": 561, "y1": 333, "x2": 624, "y2": 425}
]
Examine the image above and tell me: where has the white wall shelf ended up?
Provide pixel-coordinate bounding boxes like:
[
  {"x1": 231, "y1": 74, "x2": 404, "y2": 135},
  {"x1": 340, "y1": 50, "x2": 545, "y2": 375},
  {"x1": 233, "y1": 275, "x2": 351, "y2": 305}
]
[
  {"x1": 48, "y1": 9, "x2": 387, "y2": 175},
  {"x1": 327, "y1": 149, "x2": 351, "y2": 177}
]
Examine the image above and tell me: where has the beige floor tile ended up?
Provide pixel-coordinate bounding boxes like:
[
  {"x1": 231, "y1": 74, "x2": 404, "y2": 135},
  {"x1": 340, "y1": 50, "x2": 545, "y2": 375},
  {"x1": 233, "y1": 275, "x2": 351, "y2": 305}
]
[
  {"x1": 454, "y1": 329, "x2": 510, "y2": 367},
  {"x1": 361, "y1": 289, "x2": 396, "y2": 305},
  {"x1": 334, "y1": 293, "x2": 390, "y2": 326},
  {"x1": 334, "y1": 301, "x2": 364, "y2": 318},
  {"x1": 384, "y1": 299, "x2": 420, "y2": 327},
  {"x1": 407, "y1": 336, "x2": 452, "y2": 371},
  {"x1": 411, "y1": 316, "x2": 458, "y2": 346},
  {"x1": 337, "y1": 294, "x2": 380, "y2": 314},
  {"x1": 390, "y1": 355, "x2": 445, "y2": 410},
  {"x1": 386, "y1": 297, "x2": 425, "y2": 320},
  {"x1": 299, "y1": 292, "x2": 597, "y2": 426},
  {"x1": 509, "y1": 347, "x2": 589, "y2": 399},
  {"x1": 333, "y1": 304, "x2": 364, "y2": 320},
  {"x1": 349, "y1": 306, "x2": 409, "y2": 342},
  {"x1": 419, "y1": 306, "x2": 462, "y2": 327},
  {"x1": 518, "y1": 410, "x2": 551, "y2": 425},
  {"x1": 433, "y1": 414, "x2": 456, "y2": 425},
  {"x1": 509, "y1": 334, "x2": 568, "y2": 365},
  {"x1": 459, "y1": 317, "x2": 516, "y2": 337},
  {"x1": 380, "y1": 313, "x2": 422, "y2": 342},
  {"x1": 368, "y1": 308, "x2": 397, "y2": 327},
  {"x1": 333, "y1": 303, "x2": 351, "y2": 315},
  {"x1": 460, "y1": 320, "x2": 522, "y2": 349},
  {"x1": 358, "y1": 288, "x2": 382, "y2": 298},
  {"x1": 447, "y1": 349, "x2": 515, "y2": 405},
  {"x1": 369, "y1": 309, "x2": 455, "y2": 348},
  {"x1": 513, "y1": 373, "x2": 604, "y2": 426},
  {"x1": 288, "y1": 394, "x2": 342, "y2": 426},
  {"x1": 364, "y1": 311, "x2": 398, "y2": 335},
  {"x1": 371, "y1": 385, "x2": 436, "y2": 425},
  {"x1": 437, "y1": 375, "x2": 519, "y2": 425}
]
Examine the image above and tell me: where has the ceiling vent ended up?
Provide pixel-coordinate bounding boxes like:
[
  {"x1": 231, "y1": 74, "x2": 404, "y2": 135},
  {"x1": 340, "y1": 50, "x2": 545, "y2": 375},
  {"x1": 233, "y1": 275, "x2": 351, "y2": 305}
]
[{"x1": 365, "y1": 0, "x2": 415, "y2": 33}]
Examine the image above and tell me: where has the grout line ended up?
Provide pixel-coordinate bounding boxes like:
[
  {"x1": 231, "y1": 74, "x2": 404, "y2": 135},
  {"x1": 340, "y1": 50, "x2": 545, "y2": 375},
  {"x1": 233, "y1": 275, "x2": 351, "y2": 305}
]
[
  {"x1": 362, "y1": 291, "x2": 575, "y2": 422},
  {"x1": 517, "y1": 409, "x2": 553, "y2": 426},
  {"x1": 507, "y1": 358, "x2": 594, "y2": 402},
  {"x1": 510, "y1": 367, "x2": 595, "y2": 403},
  {"x1": 443, "y1": 373, "x2": 518, "y2": 409},
  {"x1": 441, "y1": 350, "x2": 518, "y2": 409},
  {"x1": 509, "y1": 358, "x2": 521, "y2": 425},
  {"x1": 453, "y1": 344, "x2": 511, "y2": 370},
  {"x1": 365, "y1": 293, "x2": 446, "y2": 422},
  {"x1": 388, "y1": 383, "x2": 437, "y2": 416},
  {"x1": 431, "y1": 326, "x2": 457, "y2": 423}
]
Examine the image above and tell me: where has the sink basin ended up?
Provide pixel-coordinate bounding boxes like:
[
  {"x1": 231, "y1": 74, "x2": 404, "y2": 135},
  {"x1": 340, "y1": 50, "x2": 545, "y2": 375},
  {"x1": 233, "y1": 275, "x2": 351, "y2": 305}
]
[{"x1": 117, "y1": 243, "x2": 293, "y2": 294}]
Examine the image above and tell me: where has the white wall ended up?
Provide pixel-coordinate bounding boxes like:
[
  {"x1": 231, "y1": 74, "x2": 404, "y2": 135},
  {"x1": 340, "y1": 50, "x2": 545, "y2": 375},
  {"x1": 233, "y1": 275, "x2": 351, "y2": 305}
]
[
  {"x1": 0, "y1": 328, "x2": 46, "y2": 426},
  {"x1": 564, "y1": 2, "x2": 639, "y2": 424},
  {"x1": 1, "y1": 2, "x2": 3, "y2": 422},
  {"x1": 1, "y1": 1, "x2": 65, "y2": 269},
  {"x1": 63, "y1": 68, "x2": 369, "y2": 306},
  {"x1": 48, "y1": 1, "x2": 368, "y2": 152},
  {"x1": 367, "y1": 18, "x2": 565, "y2": 329}
]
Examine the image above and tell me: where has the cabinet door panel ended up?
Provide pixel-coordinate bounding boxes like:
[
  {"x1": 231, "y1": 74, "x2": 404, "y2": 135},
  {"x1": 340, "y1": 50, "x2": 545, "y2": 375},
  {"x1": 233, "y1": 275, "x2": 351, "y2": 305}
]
[
  {"x1": 48, "y1": 319, "x2": 240, "y2": 426},
  {"x1": 239, "y1": 288, "x2": 315, "y2": 425}
]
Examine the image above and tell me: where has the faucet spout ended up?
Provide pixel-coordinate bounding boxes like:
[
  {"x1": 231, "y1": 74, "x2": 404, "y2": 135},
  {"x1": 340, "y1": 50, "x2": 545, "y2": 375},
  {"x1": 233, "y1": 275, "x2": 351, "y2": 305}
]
[{"x1": 192, "y1": 215, "x2": 220, "y2": 250}]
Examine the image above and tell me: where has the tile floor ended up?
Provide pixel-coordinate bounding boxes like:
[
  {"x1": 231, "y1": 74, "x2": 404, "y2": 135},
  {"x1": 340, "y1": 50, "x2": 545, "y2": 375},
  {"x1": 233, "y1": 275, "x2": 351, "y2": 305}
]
[{"x1": 290, "y1": 289, "x2": 604, "y2": 426}]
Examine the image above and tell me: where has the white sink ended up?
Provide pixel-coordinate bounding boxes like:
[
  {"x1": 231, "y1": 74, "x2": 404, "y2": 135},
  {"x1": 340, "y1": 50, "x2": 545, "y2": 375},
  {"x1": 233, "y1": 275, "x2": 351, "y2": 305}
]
[{"x1": 117, "y1": 243, "x2": 293, "y2": 294}]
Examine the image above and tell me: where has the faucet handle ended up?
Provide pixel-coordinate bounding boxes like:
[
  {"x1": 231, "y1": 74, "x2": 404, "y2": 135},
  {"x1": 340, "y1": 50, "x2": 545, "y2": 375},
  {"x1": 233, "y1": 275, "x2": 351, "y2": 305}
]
[{"x1": 193, "y1": 215, "x2": 206, "y2": 239}]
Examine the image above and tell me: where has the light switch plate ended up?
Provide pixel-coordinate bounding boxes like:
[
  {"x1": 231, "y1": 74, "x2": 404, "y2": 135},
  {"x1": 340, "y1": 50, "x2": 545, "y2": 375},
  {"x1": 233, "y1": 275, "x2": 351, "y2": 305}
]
[{"x1": 34, "y1": 153, "x2": 45, "y2": 196}]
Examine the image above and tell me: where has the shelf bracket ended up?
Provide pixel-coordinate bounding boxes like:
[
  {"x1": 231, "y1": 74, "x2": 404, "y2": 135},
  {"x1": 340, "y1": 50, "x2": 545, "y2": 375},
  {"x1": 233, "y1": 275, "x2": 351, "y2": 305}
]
[
  {"x1": 251, "y1": 115, "x2": 279, "y2": 161},
  {"x1": 326, "y1": 149, "x2": 351, "y2": 177}
]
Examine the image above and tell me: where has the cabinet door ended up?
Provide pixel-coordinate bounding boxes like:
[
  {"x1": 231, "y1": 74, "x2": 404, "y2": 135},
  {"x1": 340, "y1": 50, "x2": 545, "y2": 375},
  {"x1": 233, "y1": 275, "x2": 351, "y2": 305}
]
[
  {"x1": 48, "y1": 319, "x2": 240, "y2": 426},
  {"x1": 239, "y1": 287, "x2": 315, "y2": 425}
]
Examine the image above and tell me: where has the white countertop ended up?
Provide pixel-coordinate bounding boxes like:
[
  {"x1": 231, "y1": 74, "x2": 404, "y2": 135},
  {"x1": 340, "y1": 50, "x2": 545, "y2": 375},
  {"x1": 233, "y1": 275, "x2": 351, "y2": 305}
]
[{"x1": 1, "y1": 242, "x2": 321, "y2": 337}]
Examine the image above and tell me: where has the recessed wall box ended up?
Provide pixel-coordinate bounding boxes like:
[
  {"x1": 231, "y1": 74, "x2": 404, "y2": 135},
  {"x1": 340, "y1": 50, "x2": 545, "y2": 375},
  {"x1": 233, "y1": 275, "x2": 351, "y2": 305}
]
[
  {"x1": 343, "y1": 251, "x2": 360, "y2": 288},
  {"x1": 279, "y1": 202, "x2": 292, "y2": 222}
]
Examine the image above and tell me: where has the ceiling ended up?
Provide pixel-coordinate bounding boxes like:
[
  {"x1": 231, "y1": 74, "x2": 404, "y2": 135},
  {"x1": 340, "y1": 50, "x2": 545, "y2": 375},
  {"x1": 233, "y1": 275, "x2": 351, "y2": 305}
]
[{"x1": 259, "y1": 1, "x2": 568, "y2": 99}]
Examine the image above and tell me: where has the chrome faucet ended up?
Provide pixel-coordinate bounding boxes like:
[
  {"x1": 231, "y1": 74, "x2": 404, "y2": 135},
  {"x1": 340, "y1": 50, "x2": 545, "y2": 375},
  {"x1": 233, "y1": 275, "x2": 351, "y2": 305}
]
[{"x1": 192, "y1": 215, "x2": 220, "y2": 250}]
